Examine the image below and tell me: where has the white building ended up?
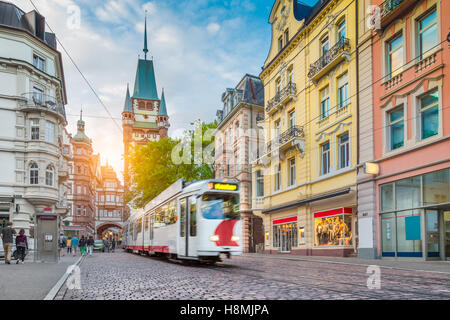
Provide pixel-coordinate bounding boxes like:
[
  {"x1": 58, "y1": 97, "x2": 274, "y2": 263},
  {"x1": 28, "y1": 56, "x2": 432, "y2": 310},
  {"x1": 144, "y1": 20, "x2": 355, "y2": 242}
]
[{"x1": 0, "y1": 1, "x2": 70, "y2": 235}]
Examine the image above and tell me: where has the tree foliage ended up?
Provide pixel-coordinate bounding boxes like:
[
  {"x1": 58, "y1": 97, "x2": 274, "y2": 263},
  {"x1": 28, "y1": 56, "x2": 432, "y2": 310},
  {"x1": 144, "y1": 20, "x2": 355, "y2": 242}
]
[{"x1": 126, "y1": 120, "x2": 217, "y2": 208}]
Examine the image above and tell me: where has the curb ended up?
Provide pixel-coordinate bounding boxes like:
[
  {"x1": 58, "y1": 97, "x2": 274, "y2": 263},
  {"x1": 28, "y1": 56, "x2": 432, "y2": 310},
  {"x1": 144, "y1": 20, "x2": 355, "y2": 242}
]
[{"x1": 43, "y1": 255, "x2": 85, "y2": 300}]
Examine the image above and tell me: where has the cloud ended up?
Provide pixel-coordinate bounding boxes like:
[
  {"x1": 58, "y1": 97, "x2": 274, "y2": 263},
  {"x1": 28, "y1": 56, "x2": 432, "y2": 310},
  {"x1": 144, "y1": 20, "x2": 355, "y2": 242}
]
[{"x1": 206, "y1": 22, "x2": 220, "y2": 34}]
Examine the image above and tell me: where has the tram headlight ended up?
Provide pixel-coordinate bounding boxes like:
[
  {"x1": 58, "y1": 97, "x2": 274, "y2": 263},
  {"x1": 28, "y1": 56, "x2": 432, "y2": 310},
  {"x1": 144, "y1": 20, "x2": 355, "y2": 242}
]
[
  {"x1": 209, "y1": 235, "x2": 219, "y2": 242},
  {"x1": 231, "y1": 236, "x2": 240, "y2": 242}
]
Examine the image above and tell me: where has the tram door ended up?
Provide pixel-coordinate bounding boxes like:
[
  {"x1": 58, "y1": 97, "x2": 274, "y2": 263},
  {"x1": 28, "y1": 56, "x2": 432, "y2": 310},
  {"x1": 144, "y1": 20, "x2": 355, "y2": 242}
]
[{"x1": 178, "y1": 197, "x2": 198, "y2": 257}]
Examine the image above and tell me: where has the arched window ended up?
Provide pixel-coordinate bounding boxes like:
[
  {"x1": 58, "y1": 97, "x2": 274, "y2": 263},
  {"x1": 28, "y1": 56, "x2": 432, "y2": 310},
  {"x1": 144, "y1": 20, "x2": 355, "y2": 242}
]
[
  {"x1": 30, "y1": 163, "x2": 39, "y2": 185},
  {"x1": 46, "y1": 165, "x2": 54, "y2": 186}
]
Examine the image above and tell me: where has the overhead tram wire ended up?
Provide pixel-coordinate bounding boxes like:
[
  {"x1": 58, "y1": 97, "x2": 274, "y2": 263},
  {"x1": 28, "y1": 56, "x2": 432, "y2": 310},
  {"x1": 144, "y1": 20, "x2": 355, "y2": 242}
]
[{"x1": 29, "y1": 0, "x2": 122, "y2": 133}]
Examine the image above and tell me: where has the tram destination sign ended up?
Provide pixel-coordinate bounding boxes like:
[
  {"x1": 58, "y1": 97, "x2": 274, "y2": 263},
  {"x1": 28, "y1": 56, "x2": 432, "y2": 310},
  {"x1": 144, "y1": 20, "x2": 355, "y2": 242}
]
[{"x1": 208, "y1": 182, "x2": 238, "y2": 191}]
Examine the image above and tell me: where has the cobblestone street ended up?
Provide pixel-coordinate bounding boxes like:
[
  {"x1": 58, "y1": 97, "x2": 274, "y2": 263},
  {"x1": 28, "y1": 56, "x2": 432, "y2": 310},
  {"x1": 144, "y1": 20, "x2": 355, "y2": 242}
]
[{"x1": 58, "y1": 251, "x2": 450, "y2": 300}]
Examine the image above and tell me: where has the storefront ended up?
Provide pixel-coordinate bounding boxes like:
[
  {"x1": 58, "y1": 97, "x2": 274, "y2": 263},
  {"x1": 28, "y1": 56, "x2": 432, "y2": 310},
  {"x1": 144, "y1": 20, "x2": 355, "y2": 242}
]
[
  {"x1": 379, "y1": 167, "x2": 450, "y2": 260},
  {"x1": 272, "y1": 217, "x2": 298, "y2": 253}
]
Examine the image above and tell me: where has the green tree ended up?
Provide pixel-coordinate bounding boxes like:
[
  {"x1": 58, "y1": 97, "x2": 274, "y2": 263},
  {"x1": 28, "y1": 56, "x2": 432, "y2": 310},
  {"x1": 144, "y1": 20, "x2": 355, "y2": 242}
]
[{"x1": 126, "y1": 120, "x2": 217, "y2": 209}]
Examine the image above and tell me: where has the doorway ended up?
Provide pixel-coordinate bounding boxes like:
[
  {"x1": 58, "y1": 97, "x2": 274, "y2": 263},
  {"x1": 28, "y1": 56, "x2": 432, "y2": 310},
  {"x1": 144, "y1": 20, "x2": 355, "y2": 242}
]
[
  {"x1": 425, "y1": 209, "x2": 450, "y2": 261},
  {"x1": 444, "y1": 211, "x2": 450, "y2": 261}
]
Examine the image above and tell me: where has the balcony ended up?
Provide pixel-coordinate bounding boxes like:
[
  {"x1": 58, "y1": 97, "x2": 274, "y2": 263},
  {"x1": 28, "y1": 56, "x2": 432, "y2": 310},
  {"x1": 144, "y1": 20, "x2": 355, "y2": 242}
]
[
  {"x1": 252, "y1": 197, "x2": 264, "y2": 210},
  {"x1": 19, "y1": 92, "x2": 66, "y2": 121},
  {"x1": 308, "y1": 38, "x2": 351, "y2": 82},
  {"x1": 380, "y1": 0, "x2": 416, "y2": 29},
  {"x1": 266, "y1": 82, "x2": 297, "y2": 115},
  {"x1": 267, "y1": 125, "x2": 305, "y2": 155},
  {"x1": 58, "y1": 163, "x2": 69, "y2": 180}
]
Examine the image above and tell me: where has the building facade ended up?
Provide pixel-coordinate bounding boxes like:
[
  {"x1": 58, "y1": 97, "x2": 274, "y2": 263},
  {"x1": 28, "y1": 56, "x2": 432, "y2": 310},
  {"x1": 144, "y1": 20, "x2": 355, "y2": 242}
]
[
  {"x1": 368, "y1": 0, "x2": 450, "y2": 260},
  {"x1": 253, "y1": 0, "x2": 358, "y2": 257},
  {"x1": 0, "y1": 1, "x2": 70, "y2": 235},
  {"x1": 215, "y1": 74, "x2": 265, "y2": 253}
]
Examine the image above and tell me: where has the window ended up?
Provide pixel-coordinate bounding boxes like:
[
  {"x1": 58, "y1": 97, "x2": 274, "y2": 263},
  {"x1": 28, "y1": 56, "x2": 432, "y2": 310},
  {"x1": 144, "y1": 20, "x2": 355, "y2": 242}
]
[
  {"x1": 314, "y1": 214, "x2": 352, "y2": 246},
  {"x1": 30, "y1": 119, "x2": 40, "y2": 140},
  {"x1": 76, "y1": 207, "x2": 81, "y2": 216},
  {"x1": 201, "y1": 194, "x2": 239, "y2": 220},
  {"x1": 30, "y1": 163, "x2": 38, "y2": 185},
  {"x1": 83, "y1": 186, "x2": 87, "y2": 195},
  {"x1": 83, "y1": 208, "x2": 87, "y2": 216},
  {"x1": 288, "y1": 111, "x2": 295, "y2": 129},
  {"x1": 180, "y1": 199, "x2": 186, "y2": 237},
  {"x1": 287, "y1": 67, "x2": 294, "y2": 85},
  {"x1": 275, "y1": 119, "x2": 281, "y2": 139},
  {"x1": 77, "y1": 186, "x2": 81, "y2": 194},
  {"x1": 278, "y1": 36, "x2": 283, "y2": 52},
  {"x1": 337, "y1": 19, "x2": 346, "y2": 41},
  {"x1": 320, "y1": 35, "x2": 329, "y2": 56},
  {"x1": 337, "y1": 73, "x2": 349, "y2": 109},
  {"x1": 33, "y1": 54, "x2": 45, "y2": 71},
  {"x1": 388, "y1": 106, "x2": 404, "y2": 150},
  {"x1": 321, "y1": 142, "x2": 330, "y2": 175},
  {"x1": 288, "y1": 157, "x2": 296, "y2": 187},
  {"x1": 45, "y1": 165, "x2": 54, "y2": 186},
  {"x1": 418, "y1": 9, "x2": 437, "y2": 59},
  {"x1": 33, "y1": 87, "x2": 43, "y2": 103},
  {"x1": 338, "y1": 133, "x2": 350, "y2": 169},
  {"x1": 189, "y1": 197, "x2": 197, "y2": 237},
  {"x1": 256, "y1": 170, "x2": 264, "y2": 197},
  {"x1": 387, "y1": 34, "x2": 403, "y2": 78},
  {"x1": 274, "y1": 163, "x2": 281, "y2": 191},
  {"x1": 420, "y1": 91, "x2": 439, "y2": 140},
  {"x1": 284, "y1": 29, "x2": 289, "y2": 46},
  {"x1": 45, "y1": 121, "x2": 55, "y2": 143},
  {"x1": 320, "y1": 86, "x2": 330, "y2": 119},
  {"x1": 275, "y1": 78, "x2": 281, "y2": 96}
]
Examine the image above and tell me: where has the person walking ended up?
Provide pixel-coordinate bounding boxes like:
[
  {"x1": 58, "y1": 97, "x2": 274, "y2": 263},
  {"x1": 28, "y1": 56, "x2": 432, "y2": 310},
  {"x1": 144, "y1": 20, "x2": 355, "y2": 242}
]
[
  {"x1": 79, "y1": 235, "x2": 86, "y2": 256},
  {"x1": 59, "y1": 234, "x2": 67, "y2": 257},
  {"x1": 71, "y1": 235, "x2": 79, "y2": 256},
  {"x1": 66, "y1": 237, "x2": 72, "y2": 255},
  {"x1": 111, "y1": 238, "x2": 116, "y2": 253},
  {"x1": 1, "y1": 222, "x2": 16, "y2": 264},
  {"x1": 87, "y1": 235, "x2": 94, "y2": 256},
  {"x1": 15, "y1": 229, "x2": 28, "y2": 264},
  {"x1": 103, "y1": 238, "x2": 108, "y2": 253}
]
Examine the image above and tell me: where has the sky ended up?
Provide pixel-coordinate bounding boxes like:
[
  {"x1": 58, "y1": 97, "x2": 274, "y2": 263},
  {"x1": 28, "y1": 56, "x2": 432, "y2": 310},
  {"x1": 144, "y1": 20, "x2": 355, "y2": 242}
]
[{"x1": 14, "y1": 0, "x2": 318, "y2": 182}]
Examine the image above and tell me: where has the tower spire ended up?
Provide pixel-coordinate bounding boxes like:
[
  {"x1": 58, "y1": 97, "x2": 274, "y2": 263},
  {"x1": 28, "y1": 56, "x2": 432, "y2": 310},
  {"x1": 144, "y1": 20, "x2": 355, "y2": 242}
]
[{"x1": 143, "y1": 11, "x2": 148, "y2": 60}]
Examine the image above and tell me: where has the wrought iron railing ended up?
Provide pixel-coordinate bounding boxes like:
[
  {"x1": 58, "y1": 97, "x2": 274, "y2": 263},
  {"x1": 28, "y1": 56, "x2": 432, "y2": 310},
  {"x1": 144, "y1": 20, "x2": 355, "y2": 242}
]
[
  {"x1": 20, "y1": 92, "x2": 66, "y2": 118},
  {"x1": 308, "y1": 37, "x2": 350, "y2": 79},
  {"x1": 267, "y1": 125, "x2": 304, "y2": 153},
  {"x1": 266, "y1": 82, "x2": 297, "y2": 113},
  {"x1": 380, "y1": 0, "x2": 405, "y2": 18}
]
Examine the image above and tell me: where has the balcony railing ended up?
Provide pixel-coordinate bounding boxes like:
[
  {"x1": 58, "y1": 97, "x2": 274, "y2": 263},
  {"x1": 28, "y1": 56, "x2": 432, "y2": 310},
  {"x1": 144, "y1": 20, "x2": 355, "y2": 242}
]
[
  {"x1": 379, "y1": 0, "x2": 415, "y2": 29},
  {"x1": 267, "y1": 125, "x2": 304, "y2": 153},
  {"x1": 19, "y1": 92, "x2": 66, "y2": 119},
  {"x1": 266, "y1": 82, "x2": 297, "y2": 114},
  {"x1": 308, "y1": 37, "x2": 350, "y2": 80}
]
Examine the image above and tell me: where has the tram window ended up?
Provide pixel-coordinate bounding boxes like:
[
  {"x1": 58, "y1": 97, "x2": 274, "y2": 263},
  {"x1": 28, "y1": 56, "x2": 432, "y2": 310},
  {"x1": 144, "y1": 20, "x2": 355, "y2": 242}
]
[
  {"x1": 137, "y1": 218, "x2": 142, "y2": 234},
  {"x1": 150, "y1": 215, "x2": 154, "y2": 240},
  {"x1": 189, "y1": 197, "x2": 197, "y2": 237},
  {"x1": 163, "y1": 204, "x2": 170, "y2": 225},
  {"x1": 145, "y1": 215, "x2": 149, "y2": 230},
  {"x1": 201, "y1": 194, "x2": 240, "y2": 220},
  {"x1": 180, "y1": 199, "x2": 186, "y2": 237}
]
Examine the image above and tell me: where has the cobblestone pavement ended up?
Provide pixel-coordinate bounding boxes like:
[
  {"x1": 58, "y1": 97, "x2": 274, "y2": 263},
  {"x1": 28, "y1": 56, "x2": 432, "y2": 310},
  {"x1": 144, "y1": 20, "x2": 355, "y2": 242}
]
[{"x1": 59, "y1": 251, "x2": 450, "y2": 300}]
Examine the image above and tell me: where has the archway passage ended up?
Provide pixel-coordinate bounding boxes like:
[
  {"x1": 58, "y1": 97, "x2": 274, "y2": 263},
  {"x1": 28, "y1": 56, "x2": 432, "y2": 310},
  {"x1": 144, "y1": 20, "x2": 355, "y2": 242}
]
[{"x1": 96, "y1": 222, "x2": 123, "y2": 241}]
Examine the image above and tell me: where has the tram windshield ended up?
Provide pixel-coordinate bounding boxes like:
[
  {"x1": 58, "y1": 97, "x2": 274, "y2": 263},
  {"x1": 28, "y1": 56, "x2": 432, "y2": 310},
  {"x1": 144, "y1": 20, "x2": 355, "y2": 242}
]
[{"x1": 201, "y1": 194, "x2": 240, "y2": 220}]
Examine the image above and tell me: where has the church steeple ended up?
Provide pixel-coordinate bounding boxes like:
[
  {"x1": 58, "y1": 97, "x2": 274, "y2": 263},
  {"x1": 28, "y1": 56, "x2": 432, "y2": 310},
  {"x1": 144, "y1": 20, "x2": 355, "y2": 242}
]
[{"x1": 143, "y1": 12, "x2": 149, "y2": 60}]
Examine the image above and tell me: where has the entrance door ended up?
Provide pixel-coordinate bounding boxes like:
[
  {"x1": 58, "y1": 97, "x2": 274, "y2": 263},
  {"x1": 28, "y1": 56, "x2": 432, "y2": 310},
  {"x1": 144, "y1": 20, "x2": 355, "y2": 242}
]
[
  {"x1": 280, "y1": 224, "x2": 291, "y2": 253},
  {"x1": 425, "y1": 210, "x2": 440, "y2": 258},
  {"x1": 444, "y1": 211, "x2": 450, "y2": 261}
]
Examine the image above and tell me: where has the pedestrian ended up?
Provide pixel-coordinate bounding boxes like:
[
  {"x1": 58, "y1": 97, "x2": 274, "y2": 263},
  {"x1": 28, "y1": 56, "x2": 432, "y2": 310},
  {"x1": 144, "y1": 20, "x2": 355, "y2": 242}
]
[
  {"x1": 59, "y1": 233, "x2": 67, "y2": 256},
  {"x1": 71, "y1": 235, "x2": 79, "y2": 256},
  {"x1": 15, "y1": 229, "x2": 28, "y2": 264},
  {"x1": 87, "y1": 235, "x2": 94, "y2": 256},
  {"x1": 79, "y1": 235, "x2": 86, "y2": 256},
  {"x1": 111, "y1": 238, "x2": 116, "y2": 253},
  {"x1": 103, "y1": 238, "x2": 108, "y2": 253},
  {"x1": 67, "y1": 237, "x2": 72, "y2": 255},
  {"x1": 1, "y1": 222, "x2": 16, "y2": 264}
]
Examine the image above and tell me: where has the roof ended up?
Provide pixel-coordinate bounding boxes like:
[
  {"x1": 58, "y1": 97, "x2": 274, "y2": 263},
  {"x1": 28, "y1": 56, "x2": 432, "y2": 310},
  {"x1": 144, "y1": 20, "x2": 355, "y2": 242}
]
[
  {"x1": 132, "y1": 59, "x2": 159, "y2": 101},
  {"x1": 123, "y1": 84, "x2": 133, "y2": 113},
  {"x1": 158, "y1": 89, "x2": 168, "y2": 116},
  {"x1": 0, "y1": 1, "x2": 57, "y2": 49}
]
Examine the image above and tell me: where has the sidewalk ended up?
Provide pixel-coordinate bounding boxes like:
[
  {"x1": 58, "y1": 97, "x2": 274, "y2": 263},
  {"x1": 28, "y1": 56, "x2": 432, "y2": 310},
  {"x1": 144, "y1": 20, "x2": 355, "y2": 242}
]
[
  {"x1": 244, "y1": 253, "x2": 450, "y2": 274},
  {"x1": 0, "y1": 254, "x2": 81, "y2": 300}
]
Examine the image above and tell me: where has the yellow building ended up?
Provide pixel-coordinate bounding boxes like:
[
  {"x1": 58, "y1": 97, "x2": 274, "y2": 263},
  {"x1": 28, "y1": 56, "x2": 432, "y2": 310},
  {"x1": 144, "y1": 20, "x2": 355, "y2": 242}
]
[{"x1": 252, "y1": 0, "x2": 358, "y2": 256}]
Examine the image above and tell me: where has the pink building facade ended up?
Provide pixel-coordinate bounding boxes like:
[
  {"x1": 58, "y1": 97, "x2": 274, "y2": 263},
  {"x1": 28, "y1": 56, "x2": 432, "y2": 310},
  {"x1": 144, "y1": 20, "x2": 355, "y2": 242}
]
[{"x1": 371, "y1": 0, "x2": 450, "y2": 260}]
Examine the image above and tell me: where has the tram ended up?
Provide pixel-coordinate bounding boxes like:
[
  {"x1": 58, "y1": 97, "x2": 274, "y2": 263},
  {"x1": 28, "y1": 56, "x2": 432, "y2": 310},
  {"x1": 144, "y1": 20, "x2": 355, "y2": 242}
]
[{"x1": 122, "y1": 179, "x2": 242, "y2": 263}]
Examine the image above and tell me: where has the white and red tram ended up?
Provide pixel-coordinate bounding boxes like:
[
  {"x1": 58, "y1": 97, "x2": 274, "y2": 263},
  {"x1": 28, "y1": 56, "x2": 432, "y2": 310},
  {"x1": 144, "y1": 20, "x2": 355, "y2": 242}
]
[{"x1": 122, "y1": 179, "x2": 242, "y2": 262}]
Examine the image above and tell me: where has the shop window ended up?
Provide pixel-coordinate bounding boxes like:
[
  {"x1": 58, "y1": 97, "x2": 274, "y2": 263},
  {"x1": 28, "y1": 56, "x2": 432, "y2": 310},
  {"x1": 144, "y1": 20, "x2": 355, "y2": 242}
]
[
  {"x1": 423, "y1": 168, "x2": 449, "y2": 205},
  {"x1": 314, "y1": 211, "x2": 352, "y2": 247},
  {"x1": 395, "y1": 177, "x2": 421, "y2": 210},
  {"x1": 381, "y1": 213, "x2": 396, "y2": 256}
]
